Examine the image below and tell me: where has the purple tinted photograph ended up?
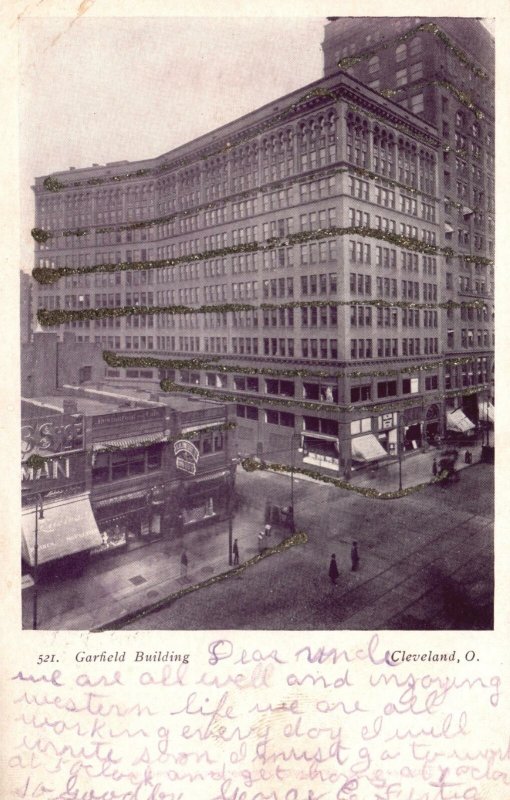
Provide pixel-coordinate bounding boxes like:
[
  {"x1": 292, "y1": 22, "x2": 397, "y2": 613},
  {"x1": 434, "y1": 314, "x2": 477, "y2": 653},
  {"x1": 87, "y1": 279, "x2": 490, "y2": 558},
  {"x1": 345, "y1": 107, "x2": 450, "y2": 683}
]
[{"x1": 20, "y1": 16, "x2": 494, "y2": 631}]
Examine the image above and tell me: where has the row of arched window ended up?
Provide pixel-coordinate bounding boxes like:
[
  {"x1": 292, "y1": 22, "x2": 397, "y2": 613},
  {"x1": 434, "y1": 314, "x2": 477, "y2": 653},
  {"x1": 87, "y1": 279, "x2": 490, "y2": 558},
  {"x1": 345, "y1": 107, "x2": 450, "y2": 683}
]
[{"x1": 346, "y1": 113, "x2": 436, "y2": 190}]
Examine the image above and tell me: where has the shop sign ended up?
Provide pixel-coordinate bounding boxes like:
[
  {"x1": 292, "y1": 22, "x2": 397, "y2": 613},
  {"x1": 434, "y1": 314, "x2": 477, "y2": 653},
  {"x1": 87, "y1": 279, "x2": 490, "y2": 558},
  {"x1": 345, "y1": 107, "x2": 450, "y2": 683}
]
[
  {"x1": 21, "y1": 451, "x2": 86, "y2": 493},
  {"x1": 92, "y1": 407, "x2": 165, "y2": 428},
  {"x1": 174, "y1": 439, "x2": 200, "y2": 476},
  {"x1": 380, "y1": 413, "x2": 395, "y2": 430},
  {"x1": 21, "y1": 414, "x2": 84, "y2": 457}
]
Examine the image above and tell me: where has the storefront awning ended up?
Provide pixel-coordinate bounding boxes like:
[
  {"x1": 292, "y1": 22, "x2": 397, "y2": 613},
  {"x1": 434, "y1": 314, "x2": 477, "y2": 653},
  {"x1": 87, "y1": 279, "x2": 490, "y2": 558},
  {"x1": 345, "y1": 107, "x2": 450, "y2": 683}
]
[
  {"x1": 478, "y1": 401, "x2": 494, "y2": 424},
  {"x1": 446, "y1": 409, "x2": 475, "y2": 433},
  {"x1": 181, "y1": 421, "x2": 224, "y2": 434},
  {"x1": 351, "y1": 434, "x2": 387, "y2": 462},
  {"x1": 92, "y1": 432, "x2": 168, "y2": 452},
  {"x1": 302, "y1": 431, "x2": 339, "y2": 442},
  {"x1": 93, "y1": 489, "x2": 148, "y2": 508},
  {"x1": 445, "y1": 222, "x2": 454, "y2": 234},
  {"x1": 21, "y1": 493, "x2": 102, "y2": 566},
  {"x1": 190, "y1": 469, "x2": 230, "y2": 485}
]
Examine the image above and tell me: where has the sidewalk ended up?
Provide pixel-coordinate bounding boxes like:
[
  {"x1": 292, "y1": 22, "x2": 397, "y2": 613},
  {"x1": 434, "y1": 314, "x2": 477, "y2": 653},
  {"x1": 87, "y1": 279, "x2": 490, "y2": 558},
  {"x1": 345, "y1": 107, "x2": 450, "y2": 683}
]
[
  {"x1": 348, "y1": 436, "x2": 490, "y2": 493},
  {"x1": 22, "y1": 435, "x2": 492, "y2": 631},
  {"x1": 22, "y1": 507, "x2": 279, "y2": 631},
  {"x1": 260, "y1": 436, "x2": 491, "y2": 496}
]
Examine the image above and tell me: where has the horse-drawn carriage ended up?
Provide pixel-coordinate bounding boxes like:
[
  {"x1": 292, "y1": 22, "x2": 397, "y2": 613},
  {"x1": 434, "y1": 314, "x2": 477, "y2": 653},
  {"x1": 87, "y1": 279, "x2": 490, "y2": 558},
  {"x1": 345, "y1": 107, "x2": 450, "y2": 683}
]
[{"x1": 437, "y1": 448, "x2": 460, "y2": 483}]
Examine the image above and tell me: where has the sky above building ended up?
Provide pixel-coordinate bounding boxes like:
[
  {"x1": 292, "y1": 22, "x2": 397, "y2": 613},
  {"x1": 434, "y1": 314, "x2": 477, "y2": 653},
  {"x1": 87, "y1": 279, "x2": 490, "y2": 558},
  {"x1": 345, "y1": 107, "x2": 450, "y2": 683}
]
[
  {"x1": 19, "y1": 15, "x2": 494, "y2": 270},
  {"x1": 19, "y1": 16, "x2": 325, "y2": 269}
]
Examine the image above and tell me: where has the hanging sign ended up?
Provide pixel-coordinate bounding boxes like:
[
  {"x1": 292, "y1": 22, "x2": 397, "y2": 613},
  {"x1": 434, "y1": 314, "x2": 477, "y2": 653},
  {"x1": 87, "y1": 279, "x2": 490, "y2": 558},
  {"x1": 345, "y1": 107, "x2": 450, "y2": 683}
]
[{"x1": 174, "y1": 440, "x2": 200, "y2": 476}]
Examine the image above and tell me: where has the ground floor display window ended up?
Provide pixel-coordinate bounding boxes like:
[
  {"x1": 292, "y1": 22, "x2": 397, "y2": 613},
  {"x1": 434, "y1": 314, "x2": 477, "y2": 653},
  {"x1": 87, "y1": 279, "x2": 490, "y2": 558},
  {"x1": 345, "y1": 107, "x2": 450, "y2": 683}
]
[
  {"x1": 183, "y1": 496, "x2": 215, "y2": 525},
  {"x1": 91, "y1": 504, "x2": 147, "y2": 554},
  {"x1": 302, "y1": 435, "x2": 339, "y2": 470}
]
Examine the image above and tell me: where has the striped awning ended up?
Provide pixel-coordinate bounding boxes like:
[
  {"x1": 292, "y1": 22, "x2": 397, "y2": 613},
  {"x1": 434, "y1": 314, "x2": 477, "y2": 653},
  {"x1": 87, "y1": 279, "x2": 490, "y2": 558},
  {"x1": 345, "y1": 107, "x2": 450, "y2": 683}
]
[
  {"x1": 181, "y1": 421, "x2": 223, "y2": 434},
  {"x1": 93, "y1": 489, "x2": 148, "y2": 508},
  {"x1": 302, "y1": 431, "x2": 339, "y2": 442},
  {"x1": 351, "y1": 434, "x2": 388, "y2": 463},
  {"x1": 92, "y1": 432, "x2": 167, "y2": 452},
  {"x1": 446, "y1": 409, "x2": 475, "y2": 433},
  {"x1": 22, "y1": 493, "x2": 102, "y2": 565}
]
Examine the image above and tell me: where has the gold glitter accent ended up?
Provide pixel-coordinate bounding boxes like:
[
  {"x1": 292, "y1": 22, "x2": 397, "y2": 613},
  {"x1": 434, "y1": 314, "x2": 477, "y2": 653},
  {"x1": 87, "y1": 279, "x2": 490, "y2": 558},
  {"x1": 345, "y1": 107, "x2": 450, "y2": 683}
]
[
  {"x1": 160, "y1": 378, "x2": 491, "y2": 418},
  {"x1": 92, "y1": 421, "x2": 236, "y2": 455},
  {"x1": 91, "y1": 530, "x2": 308, "y2": 632},
  {"x1": 37, "y1": 291, "x2": 490, "y2": 329},
  {"x1": 34, "y1": 158, "x2": 444, "y2": 244},
  {"x1": 382, "y1": 78, "x2": 485, "y2": 120},
  {"x1": 337, "y1": 21, "x2": 489, "y2": 82},
  {"x1": 31, "y1": 227, "x2": 52, "y2": 244},
  {"x1": 39, "y1": 82, "x2": 342, "y2": 195},
  {"x1": 103, "y1": 350, "x2": 479, "y2": 382},
  {"x1": 241, "y1": 457, "x2": 450, "y2": 501},
  {"x1": 32, "y1": 224, "x2": 493, "y2": 287},
  {"x1": 24, "y1": 453, "x2": 48, "y2": 470},
  {"x1": 43, "y1": 176, "x2": 65, "y2": 192}
]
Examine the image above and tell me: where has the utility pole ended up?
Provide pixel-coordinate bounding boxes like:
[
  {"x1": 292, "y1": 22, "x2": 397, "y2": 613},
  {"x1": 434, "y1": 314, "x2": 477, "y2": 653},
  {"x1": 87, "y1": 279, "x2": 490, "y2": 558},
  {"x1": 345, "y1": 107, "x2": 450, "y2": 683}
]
[
  {"x1": 33, "y1": 493, "x2": 44, "y2": 630},
  {"x1": 398, "y1": 413, "x2": 403, "y2": 492},
  {"x1": 290, "y1": 433, "x2": 300, "y2": 534}
]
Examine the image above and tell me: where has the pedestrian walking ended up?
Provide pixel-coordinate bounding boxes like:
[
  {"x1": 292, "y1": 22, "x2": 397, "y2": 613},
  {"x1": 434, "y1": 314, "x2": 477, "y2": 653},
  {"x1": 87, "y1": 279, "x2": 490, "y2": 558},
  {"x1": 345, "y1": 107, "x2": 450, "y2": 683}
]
[
  {"x1": 264, "y1": 523, "x2": 272, "y2": 537},
  {"x1": 328, "y1": 554, "x2": 339, "y2": 585},
  {"x1": 351, "y1": 541, "x2": 360, "y2": 572},
  {"x1": 464, "y1": 449, "x2": 472, "y2": 465},
  {"x1": 232, "y1": 538, "x2": 239, "y2": 565},
  {"x1": 180, "y1": 550, "x2": 188, "y2": 578},
  {"x1": 432, "y1": 458, "x2": 438, "y2": 477}
]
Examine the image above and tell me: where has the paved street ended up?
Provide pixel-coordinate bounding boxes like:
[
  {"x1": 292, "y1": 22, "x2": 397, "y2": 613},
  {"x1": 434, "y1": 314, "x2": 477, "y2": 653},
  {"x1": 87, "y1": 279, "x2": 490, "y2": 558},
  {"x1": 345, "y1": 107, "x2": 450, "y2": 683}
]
[
  {"x1": 124, "y1": 457, "x2": 493, "y2": 631},
  {"x1": 23, "y1": 444, "x2": 493, "y2": 631}
]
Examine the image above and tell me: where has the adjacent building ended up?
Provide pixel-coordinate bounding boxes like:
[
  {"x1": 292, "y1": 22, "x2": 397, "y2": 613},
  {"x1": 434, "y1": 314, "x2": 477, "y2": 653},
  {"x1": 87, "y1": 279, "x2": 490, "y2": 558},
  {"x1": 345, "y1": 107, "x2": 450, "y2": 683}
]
[
  {"x1": 21, "y1": 330, "x2": 104, "y2": 397},
  {"x1": 21, "y1": 381, "x2": 236, "y2": 571},
  {"x1": 31, "y1": 17, "x2": 494, "y2": 477}
]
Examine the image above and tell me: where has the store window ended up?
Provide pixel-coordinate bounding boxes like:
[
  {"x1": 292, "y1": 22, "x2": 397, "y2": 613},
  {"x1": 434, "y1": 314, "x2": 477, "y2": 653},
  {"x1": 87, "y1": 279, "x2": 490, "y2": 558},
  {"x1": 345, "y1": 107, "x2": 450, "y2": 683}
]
[
  {"x1": 92, "y1": 452, "x2": 109, "y2": 484},
  {"x1": 111, "y1": 450, "x2": 145, "y2": 480},
  {"x1": 147, "y1": 444, "x2": 163, "y2": 471},
  {"x1": 350, "y1": 418, "x2": 372, "y2": 435}
]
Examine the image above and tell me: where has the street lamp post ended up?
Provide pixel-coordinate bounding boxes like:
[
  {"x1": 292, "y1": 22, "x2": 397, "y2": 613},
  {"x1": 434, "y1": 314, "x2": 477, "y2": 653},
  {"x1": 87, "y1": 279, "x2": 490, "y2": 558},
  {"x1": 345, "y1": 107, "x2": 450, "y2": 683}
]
[
  {"x1": 485, "y1": 388, "x2": 490, "y2": 448},
  {"x1": 227, "y1": 463, "x2": 236, "y2": 566},
  {"x1": 33, "y1": 494, "x2": 44, "y2": 630},
  {"x1": 398, "y1": 414, "x2": 403, "y2": 492},
  {"x1": 290, "y1": 433, "x2": 300, "y2": 534},
  {"x1": 228, "y1": 503, "x2": 233, "y2": 566}
]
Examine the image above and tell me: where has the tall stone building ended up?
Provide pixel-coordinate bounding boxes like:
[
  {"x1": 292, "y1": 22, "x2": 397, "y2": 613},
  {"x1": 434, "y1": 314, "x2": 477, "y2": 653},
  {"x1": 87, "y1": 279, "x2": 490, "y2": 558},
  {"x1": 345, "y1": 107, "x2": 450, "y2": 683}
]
[
  {"x1": 323, "y1": 17, "x2": 495, "y2": 425},
  {"x1": 31, "y1": 17, "x2": 494, "y2": 477}
]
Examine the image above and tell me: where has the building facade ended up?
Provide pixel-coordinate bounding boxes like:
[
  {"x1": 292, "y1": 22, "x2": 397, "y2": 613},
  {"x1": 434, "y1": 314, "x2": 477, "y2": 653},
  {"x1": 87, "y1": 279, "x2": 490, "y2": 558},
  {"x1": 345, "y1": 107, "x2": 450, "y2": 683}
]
[
  {"x1": 323, "y1": 17, "x2": 495, "y2": 429},
  {"x1": 21, "y1": 385, "x2": 236, "y2": 569},
  {"x1": 21, "y1": 330, "x2": 104, "y2": 397},
  {"x1": 31, "y1": 18, "x2": 494, "y2": 477}
]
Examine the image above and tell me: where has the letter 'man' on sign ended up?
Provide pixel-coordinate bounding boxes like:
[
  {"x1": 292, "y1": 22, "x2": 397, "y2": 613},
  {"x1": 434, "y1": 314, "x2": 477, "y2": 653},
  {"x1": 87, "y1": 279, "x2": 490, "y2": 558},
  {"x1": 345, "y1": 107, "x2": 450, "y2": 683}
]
[{"x1": 21, "y1": 457, "x2": 71, "y2": 482}]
